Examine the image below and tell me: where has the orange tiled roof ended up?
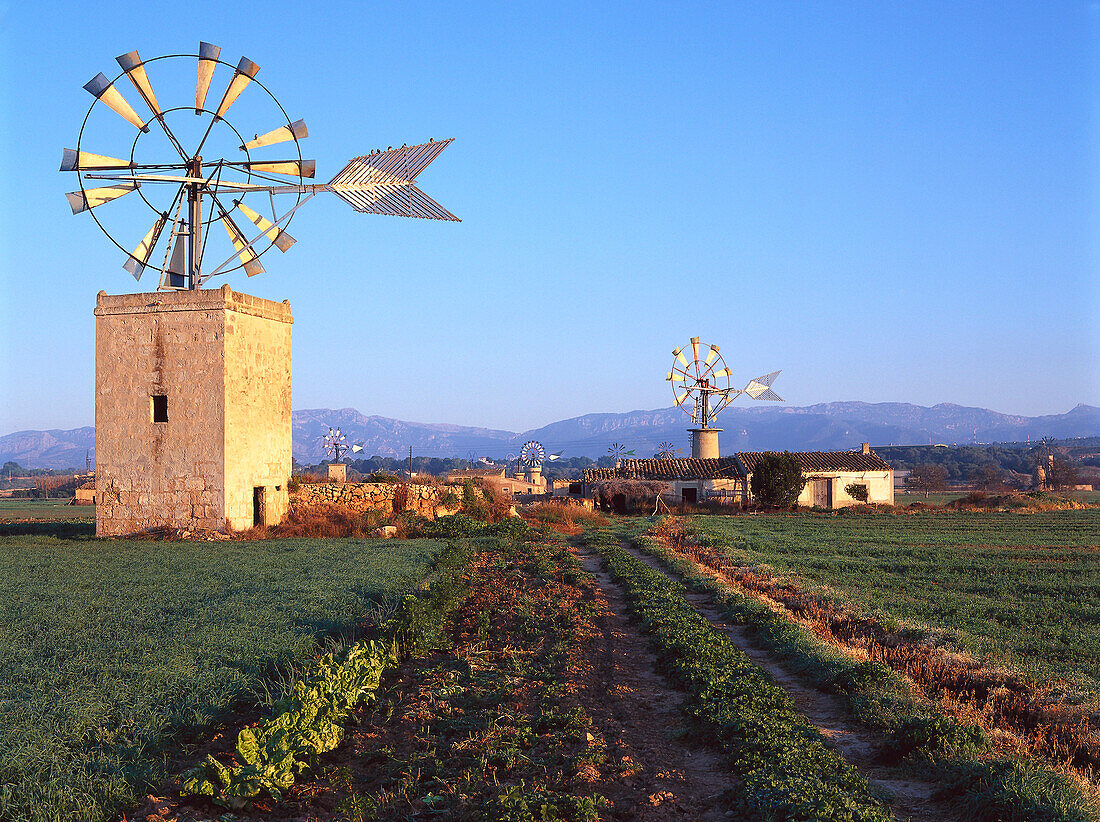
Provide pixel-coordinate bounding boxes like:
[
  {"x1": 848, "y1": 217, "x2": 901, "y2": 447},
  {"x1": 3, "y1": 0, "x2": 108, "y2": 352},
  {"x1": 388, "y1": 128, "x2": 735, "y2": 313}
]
[
  {"x1": 736, "y1": 450, "x2": 892, "y2": 473},
  {"x1": 583, "y1": 457, "x2": 742, "y2": 482}
]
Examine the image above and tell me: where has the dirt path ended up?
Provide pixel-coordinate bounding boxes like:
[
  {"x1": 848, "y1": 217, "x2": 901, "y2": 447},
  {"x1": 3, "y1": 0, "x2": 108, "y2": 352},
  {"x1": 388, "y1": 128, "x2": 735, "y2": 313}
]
[
  {"x1": 571, "y1": 545, "x2": 735, "y2": 821},
  {"x1": 619, "y1": 543, "x2": 960, "y2": 822}
]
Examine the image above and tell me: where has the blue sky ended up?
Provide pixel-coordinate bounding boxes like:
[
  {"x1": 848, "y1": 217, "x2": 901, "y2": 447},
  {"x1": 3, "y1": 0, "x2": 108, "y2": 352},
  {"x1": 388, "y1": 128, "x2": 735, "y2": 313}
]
[{"x1": 1, "y1": 1, "x2": 1097, "y2": 434}]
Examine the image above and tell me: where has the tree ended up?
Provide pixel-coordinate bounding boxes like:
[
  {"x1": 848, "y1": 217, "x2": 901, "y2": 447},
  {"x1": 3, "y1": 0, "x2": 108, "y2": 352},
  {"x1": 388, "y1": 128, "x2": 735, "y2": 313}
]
[
  {"x1": 844, "y1": 482, "x2": 869, "y2": 502},
  {"x1": 969, "y1": 463, "x2": 1006, "y2": 492},
  {"x1": 749, "y1": 452, "x2": 807, "y2": 508},
  {"x1": 1045, "y1": 459, "x2": 1080, "y2": 491},
  {"x1": 905, "y1": 464, "x2": 948, "y2": 496}
]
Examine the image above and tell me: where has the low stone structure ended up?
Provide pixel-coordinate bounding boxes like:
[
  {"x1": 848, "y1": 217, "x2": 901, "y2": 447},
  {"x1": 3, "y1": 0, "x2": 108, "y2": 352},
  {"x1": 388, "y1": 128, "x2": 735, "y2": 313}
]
[
  {"x1": 447, "y1": 466, "x2": 548, "y2": 497},
  {"x1": 291, "y1": 481, "x2": 462, "y2": 520}
]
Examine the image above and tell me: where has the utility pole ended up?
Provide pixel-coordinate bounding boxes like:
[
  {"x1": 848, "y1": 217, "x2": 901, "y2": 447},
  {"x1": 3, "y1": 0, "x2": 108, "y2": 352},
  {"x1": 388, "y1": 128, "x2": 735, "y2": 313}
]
[{"x1": 408, "y1": 445, "x2": 413, "y2": 476}]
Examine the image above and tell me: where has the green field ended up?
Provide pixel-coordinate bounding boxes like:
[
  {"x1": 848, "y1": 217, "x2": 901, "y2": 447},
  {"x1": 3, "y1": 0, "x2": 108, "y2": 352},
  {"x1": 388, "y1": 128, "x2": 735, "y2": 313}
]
[
  {"x1": 0, "y1": 528, "x2": 442, "y2": 822},
  {"x1": 0, "y1": 498, "x2": 95, "y2": 520},
  {"x1": 690, "y1": 510, "x2": 1100, "y2": 699}
]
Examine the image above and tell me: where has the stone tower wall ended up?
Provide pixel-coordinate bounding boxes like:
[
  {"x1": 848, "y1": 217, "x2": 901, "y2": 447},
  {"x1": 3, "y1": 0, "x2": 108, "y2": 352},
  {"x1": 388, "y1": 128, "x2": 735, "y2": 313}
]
[
  {"x1": 94, "y1": 286, "x2": 292, "y2": 536},
  {"x1": 223, "y1": 293, "x2": 293, "y2": 530}
]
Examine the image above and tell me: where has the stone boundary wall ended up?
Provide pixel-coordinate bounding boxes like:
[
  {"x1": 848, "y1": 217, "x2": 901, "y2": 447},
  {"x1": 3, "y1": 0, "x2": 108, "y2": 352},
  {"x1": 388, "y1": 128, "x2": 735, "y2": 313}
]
[{"x1": 290, "y1": 482, "x2": 462, "y2": 520}]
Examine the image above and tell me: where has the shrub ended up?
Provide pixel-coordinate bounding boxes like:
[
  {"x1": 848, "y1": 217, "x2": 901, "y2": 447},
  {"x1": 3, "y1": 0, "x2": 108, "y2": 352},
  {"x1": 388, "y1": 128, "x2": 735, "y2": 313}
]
[
  {"x1": 237, "y1": 502, "x2": 384, "y2": 539},
  {"x1": 524, "y1": 502, "x2": 608, "y2": 534},
  {"x1": 887, "y1": 715, "x2": 989, "y2": 763},
  {"x1": 367, "y1": 472, "x2": 401, "y2": 485},
  {"x1": 393, "y1": 483, "x2": 410, "y2": 513},
  {"x1": 749, "y1": 452, "x2": 807, "y2": 508},
  {"x1": 844, "y1": 483, "x2": 869, "y2": 502}
]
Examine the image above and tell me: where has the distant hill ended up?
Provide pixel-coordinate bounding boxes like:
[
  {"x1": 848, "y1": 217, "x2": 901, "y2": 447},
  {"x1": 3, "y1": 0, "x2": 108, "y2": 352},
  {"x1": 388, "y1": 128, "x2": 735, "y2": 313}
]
[
  {"x1": 0, "y1": 427, "x2": 95, "y2": 472},
  {"x1": 2, "y1": 404, "x2": 1097, "y2": 469}
]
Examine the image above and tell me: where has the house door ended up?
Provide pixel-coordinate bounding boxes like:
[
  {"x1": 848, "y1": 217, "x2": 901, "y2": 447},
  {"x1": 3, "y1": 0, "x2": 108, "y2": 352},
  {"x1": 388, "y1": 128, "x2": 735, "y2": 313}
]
[
  {"x1": 682, "y1": 487, "x2": 697, "y2": 505},
  {"x1": 810, "y1": 479, "x2": 832, "y2": 508},
  {"x1": 253, "y1": 486, "x2": 266, "y2": 526}
]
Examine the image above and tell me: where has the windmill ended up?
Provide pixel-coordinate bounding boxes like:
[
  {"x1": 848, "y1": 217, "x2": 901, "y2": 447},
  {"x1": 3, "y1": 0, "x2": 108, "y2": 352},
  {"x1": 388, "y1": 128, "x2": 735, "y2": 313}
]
[
  {"x1": 655, "y1": 441, "x2": 682, "y2": 459},
  {"x1": 666, "y1": 336, "x2": 783, "y2": 458},
  {"x1": 518, "y1": 441, "x2": 561, "y2": 493},
  {"x1": 321, "y1": 426, "x2": 362, "y2": 482},
  {"x1": 608, "y1": 442, "x2": 636, "y2": 466},
  {"x1": 63, "y1": 44, "x2": 459, "y2": 537},
  {"x1": 61, "y1": 43, "x2": 458, "y2": 289}
]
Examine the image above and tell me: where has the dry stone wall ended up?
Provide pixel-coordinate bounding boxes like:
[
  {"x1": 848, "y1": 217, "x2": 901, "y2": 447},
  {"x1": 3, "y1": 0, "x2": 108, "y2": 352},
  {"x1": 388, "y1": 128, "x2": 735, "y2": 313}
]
[{"x1": 290, "y1": 482, "x2": 462, "y2": 520}]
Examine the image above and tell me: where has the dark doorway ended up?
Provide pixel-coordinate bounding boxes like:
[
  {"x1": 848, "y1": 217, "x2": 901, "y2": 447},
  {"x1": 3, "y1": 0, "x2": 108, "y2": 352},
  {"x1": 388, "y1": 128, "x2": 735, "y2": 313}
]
[
  {"x1": 611, "y1": 493, "x2": 627, "y2": 514},
  {"x1": 253, "y1": 486, "x2": 265, "y2": 526},
  {"x1": 682, "y1": 487, "x2": 698, "y2": 505}
]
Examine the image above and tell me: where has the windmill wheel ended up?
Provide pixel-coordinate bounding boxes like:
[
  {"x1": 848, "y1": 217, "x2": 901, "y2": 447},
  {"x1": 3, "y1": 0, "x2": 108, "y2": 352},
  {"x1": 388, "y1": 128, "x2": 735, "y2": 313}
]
[
  {"x1": 63, "y1": 44, "x2": 308, "y2": 287},
  {"x1": 666, "y1": 336, "x2": 735, "y2": 417},
  {"x1": 519, "y1": 441, "x2": 546, "y2": 468}
]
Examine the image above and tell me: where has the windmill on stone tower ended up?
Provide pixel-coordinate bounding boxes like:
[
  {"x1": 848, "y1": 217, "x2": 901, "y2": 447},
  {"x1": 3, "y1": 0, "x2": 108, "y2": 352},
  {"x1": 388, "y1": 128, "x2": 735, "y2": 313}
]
[{"x1": 62, "y1": 43, "x2": 458, "y2": 535}]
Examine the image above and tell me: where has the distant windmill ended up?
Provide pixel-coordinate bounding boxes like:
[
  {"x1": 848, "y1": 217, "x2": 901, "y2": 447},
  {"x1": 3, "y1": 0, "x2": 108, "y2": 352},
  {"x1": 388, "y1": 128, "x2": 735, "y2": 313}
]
[
  {"x1": 655, "y1": 441, "x2": 682, "y2": 459},
  {"x1": 608, "y1": 442, "x2": 636, "y2": 465},
  {"x1": 666, "y1": 336, "x2": 783, "y2": 458},
  {"x1": 320, "y1": 426, "x2": 362, "y2": 482},
  {"x1": 321, "y1": 426, "x2": 363, "y2": 463}
]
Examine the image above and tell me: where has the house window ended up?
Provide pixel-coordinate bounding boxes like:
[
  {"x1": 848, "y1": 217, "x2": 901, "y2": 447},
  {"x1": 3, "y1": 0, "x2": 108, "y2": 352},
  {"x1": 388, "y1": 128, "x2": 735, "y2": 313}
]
[{"x1": 151, "y1": 394, "x2": 168, "y2": 423}]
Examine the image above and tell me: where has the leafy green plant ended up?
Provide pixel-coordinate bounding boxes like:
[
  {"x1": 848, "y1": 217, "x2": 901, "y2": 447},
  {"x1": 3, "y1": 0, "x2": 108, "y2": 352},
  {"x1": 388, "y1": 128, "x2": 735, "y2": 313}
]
[
  {"x1": 182, "y1": 640, "x2": 398, "y2": 807},
  {"x1": 845, "y1": 482, "x2": 869, "y2": 502},
  {"x1": 749, "y1": 452, "x2": 808, "y2": 508},
  {"x1": 886, "y1": 715, "x2": 989, "y2": 763}
]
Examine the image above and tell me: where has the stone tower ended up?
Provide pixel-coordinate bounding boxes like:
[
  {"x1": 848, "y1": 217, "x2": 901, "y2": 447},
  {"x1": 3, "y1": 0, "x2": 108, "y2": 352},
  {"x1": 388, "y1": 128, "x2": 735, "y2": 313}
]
[
  {"x1": 94, "y1": 285, "x2": 292, "y2": 536},
  {"x1": 690, "y1": 427, "x2": 721, "y2": 459}
]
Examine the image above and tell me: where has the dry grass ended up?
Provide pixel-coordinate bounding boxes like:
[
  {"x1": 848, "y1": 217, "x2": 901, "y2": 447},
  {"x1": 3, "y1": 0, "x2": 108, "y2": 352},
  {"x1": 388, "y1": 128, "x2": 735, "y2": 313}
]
[
  {"x1": 234, "y1": 502, "x2": 387, "y2": 539},
  {"x1": 522, "y1": 501, "x2": 609, "y2": 535}
]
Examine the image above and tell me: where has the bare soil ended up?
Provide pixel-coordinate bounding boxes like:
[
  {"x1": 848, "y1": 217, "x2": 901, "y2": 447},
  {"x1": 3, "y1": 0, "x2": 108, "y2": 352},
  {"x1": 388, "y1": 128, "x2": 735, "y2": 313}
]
[
  {"x1": 619, "y1": 543, "x2": 961, "y2": 822},
  {"x1": 124, "y1": 537, "x2": 741, "y2": 822},
  {"x1": 569, "y1": 546, "x2": 734, "y2": 820}
]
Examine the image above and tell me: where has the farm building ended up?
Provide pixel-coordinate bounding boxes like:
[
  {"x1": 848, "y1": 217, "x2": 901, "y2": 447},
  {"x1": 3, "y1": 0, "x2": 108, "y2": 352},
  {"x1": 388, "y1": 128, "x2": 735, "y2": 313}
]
[
  {"x1": 583, "y1": 444, "x2": 894, "y2": 509},
  {"x1": 447, "y1": 466, "x2": 547, "y2": 498},
  {"x1": 738, "y1": 446, "x2": 894, "y2": 507}
]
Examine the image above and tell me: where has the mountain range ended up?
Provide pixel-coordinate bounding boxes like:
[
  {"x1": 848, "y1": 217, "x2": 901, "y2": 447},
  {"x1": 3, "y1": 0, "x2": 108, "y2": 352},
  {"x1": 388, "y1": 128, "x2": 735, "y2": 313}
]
[{"x1": 2, "y1": 403, "x2": 1097, "y2": 470}]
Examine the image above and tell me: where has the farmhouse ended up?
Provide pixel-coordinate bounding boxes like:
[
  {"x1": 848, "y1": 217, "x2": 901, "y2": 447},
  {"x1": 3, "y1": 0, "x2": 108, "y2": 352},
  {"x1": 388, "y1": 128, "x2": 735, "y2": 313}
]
[
  {"x1": 738, "y1": 445, "x2": 894, "y2": 507},
  {"x1": 583, "y1": 444, "x2": 894, "y2": 509},
  {"x1": 447, "y1": 465, "x2": 547, "y2": 498}
]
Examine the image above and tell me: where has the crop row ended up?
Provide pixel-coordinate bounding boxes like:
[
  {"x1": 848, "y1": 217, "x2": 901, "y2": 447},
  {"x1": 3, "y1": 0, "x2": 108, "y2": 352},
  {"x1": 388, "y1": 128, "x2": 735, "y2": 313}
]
[
  {"x1": 179, "y1": 539, "x2": 478, "y2": 809},
  {"x1": 585, "y1": 530, "x2": 894, "y2": 822},
  {"x1": 632, "y1": 521, "x2": 1098, "y2": 822}
]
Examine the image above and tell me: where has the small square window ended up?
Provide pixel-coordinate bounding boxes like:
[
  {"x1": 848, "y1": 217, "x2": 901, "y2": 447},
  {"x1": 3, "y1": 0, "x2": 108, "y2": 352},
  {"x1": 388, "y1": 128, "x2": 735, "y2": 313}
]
[{"x1": 151, "y1": 395, "x2": 168, "y2": 423}]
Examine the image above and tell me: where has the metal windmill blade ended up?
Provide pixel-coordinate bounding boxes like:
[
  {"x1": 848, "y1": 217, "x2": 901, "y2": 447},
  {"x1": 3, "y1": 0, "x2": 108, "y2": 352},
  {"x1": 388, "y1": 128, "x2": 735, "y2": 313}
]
[
  {"x1": 666, "y1": 336, "x2": 783, "y2": 426},
  {"x1": 519, "y1": 441, "x2": 546, "y2": 468}
]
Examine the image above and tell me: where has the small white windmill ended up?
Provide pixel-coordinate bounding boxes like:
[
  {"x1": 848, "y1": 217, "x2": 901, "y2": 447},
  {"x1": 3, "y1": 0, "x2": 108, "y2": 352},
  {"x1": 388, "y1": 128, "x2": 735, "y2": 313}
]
[{"x1": 321, "y1": 426, "x2": 362, "y2": 482}]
